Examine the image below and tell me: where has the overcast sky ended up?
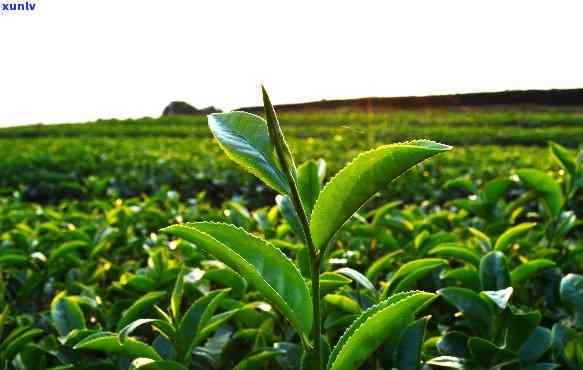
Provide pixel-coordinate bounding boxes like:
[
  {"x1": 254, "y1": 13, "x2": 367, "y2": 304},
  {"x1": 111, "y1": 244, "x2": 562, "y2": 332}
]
[{"x1": 1, "y1": 1, "x2": 582, "y2": 126}]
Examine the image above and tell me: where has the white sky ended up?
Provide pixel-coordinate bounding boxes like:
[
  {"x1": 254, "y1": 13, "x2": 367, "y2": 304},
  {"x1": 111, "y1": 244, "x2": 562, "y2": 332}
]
[{"x1": 1, "y1": 1, "x2": 583, "y2": 126}]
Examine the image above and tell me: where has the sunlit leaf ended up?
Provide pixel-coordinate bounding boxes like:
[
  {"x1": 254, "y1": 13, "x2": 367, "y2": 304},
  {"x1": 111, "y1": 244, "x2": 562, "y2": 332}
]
[{"x1": 311, "y1": 140, "x2": 451, "y2": 251}]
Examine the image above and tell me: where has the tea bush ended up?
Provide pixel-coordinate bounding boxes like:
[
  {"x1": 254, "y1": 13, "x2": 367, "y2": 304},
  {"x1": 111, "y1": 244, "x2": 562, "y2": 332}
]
[{"x1": 0, "y1": 92, "x2": 581, "y2": 369}]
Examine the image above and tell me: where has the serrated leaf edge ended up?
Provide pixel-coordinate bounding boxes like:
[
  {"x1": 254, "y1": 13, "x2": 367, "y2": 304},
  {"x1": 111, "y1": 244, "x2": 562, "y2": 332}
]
[
  {"x1": 327, "y1": 290, "x2": 433, "y2": 370},
  {"x1": 162, "y1": 221, "x2": 312, "y2": 338},
  {"x1": 311, "y1": 140, "x2": 451, "y2": 250}
]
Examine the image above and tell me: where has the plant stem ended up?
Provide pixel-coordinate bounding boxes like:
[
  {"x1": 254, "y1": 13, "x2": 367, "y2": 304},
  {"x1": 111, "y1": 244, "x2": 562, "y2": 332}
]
[
  {"x1": 272, "y1": 149, "x2": 322, "y2": 368},
  {"x1": 309, "y1": 248, "x2": 322, "y2": 369},
  {"x1": 288, "y1": 183, "x2": 322, "y2": 370},
  {"x1": 264, "y1": 90, "x2": 322, "y2": 369}
]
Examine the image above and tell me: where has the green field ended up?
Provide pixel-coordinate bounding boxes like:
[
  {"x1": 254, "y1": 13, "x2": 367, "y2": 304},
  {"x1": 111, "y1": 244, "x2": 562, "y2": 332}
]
[
  {"x1": 1, "y1": 107, "x2": 582, "y2": 204},
  {"x1": 0, "y1": 108, "x2": 581, "y2": 369}
]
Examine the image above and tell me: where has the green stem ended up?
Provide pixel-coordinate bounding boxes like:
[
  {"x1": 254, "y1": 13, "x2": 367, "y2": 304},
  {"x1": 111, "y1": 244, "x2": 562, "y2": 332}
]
[
  {"x1": 271, "y1": 140, "x2": 322, "y2": 369},
  {"x1": 264, "y1": 90, "x2": 322, "y2": 369},
  {"x1": 310, "y1": 249, "x2": 322, "y2": 369},
  {"x1": 288, "y1": 182, "x2": 321, "y2": 370}
]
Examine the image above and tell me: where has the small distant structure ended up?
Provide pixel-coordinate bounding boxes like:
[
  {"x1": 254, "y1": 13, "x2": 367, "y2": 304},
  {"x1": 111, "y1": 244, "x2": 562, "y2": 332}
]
[{"x1": 162, "y1": 101, "x2": 222, "y2": 116}]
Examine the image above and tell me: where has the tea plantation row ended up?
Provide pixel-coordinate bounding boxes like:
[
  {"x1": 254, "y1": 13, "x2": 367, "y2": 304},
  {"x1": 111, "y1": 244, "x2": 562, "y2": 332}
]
[{"x1": 0, "y1": 109, "x2": 581, "y2": 369}]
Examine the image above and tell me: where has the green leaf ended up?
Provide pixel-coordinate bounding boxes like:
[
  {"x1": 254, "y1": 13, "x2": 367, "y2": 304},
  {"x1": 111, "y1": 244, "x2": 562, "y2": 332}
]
[
  {"x1": 468, "y1": 227, "x2": 492, "y2": 251},
  {"x1": 365, "y1": 250, "x2": 402, "y2": 282},
  {"x1": 444, "y1": 176, "x2": 477, "y2": 193},
  {"x1": 197, "y1": 309, "x2": 239, "y2": 342},
  {"x1": 208, "y1": 111, "x2": 289, "y2": 194},
  {"x1": 224, "y1": 201, "x2": 253, "y2": 230},
  {"x1": 555, "y1": 210, "x2": 578, "y2": 241},
  {"x1": 438, "y1": 288, "x2": 493, "y2": 336},
  {"x1": 560, "y1": 273, "x2": 583, "y2": 325},
  {"x1": 233, "y1": 348, "x2": 284, "y2": 370},
  {"x1": 517, "y1": 169, "x2": 563, "y2": 219},
  {"x1": 440, "y1": 267, "x2": 481, "y2": 291},
  {"x1": 437, "y1": 331, "x2": 470, "y2": 358},
  {"x1": 551, "y1": 323, "x2": 583, "y2": 368},
  {"x1": 467, "y1": 337, "x2": 515, "y2": 366},
  {"x1": 0, "y1": 306, "x2": 8, "y2": 340},
  {"x1": 428, "y1": 243, "x2": 481, "y2": 267},
  {"x1": 49, "y1": 240, "x2": 89, "y2": 263},
  {"x1": 550, "y1": 141, "x2": 577, "y2": 177},
  {"x1": 394, "y1": 316, "x2": 430, "y2": 370},
  {"x1": 310, "y1": 140, "x2": 451, "y2": 251},
  {"x1": 11, "y1": 342, "x2": 46, "y2": 370},
  {"x1": 131, "y1": 359, "x2": 188, "y2": 370},
  {"x1": 204, "y1": 267, "x2": 248, "y2": 298},
  {"x1": 177, "y1": 289, "x2": 228, "y2": 361},
  {"x1": 118, "y1": 319, "x2": 175, "y2": 344},
  {"x1": 171, "y1": 267, "x2": 185, "y2": 320},
  {"x1": 511, "y1": 259, "x2": 556, "y2": 285},
  {"x1": 51, "y1": 292, "x2": 86, "y2": 337},
  {"x1": 494, "y1": 223, "x2": 537, "y2": 252},
  {"x1": 162, "y1": 222, "x2": 312, "y2": 340},
  {"x1": 370, "y1": 201, "x2": 403, "y2": 225},
  {"x1": 262, "y1": 85, "x2": 298, "y2": 187},
  {"x1": 335, "y1": 267, "x2": 376, "y2": 293},
  {"x1": 382, "y1": 258, "x2": 448, "y2": 299},
  {"x1": 0, "y1": 254, "x2": 29, "y2": 267},
  {"x1": 523, "y1": 364, "x2": 560, "y2": 370},
  {"x1": 324, "y1": 294, "x2": 361, "y2": 314},
  {"x1": 481, "y1": 177, "x2": 513, "y2": 203},
  {"x1": 2, "y1": 328, "x2": 43, "y2": 362},
  {"x1": 318, "y1": 272, "x2": 353, "y2": 297},
  {"x1": 425, "y1": 356, "x2": 478, "y2": 369},
  {"x1": 504, "y1": 310, "x2": 541, "y2": 351},
  {"x1": 327, "y1": 291, "x2": 436, "y2": 370},
  {"x1": 297, "y1": 160, "x2": 321, "y2": 217},
  {"x1": 0, "y1": 327, "x2": 28, "y2": 352},
  {"x1": 74, "y1": 332, "x2": 162, "y2": 361},
  {"x1": 392, "y1": 265, "x2": 441, "y2": 294},
  {"x1": 479, "y1": 251, "x2": 511, "y2": 291},
  {"x1": 276, "y1": 194, "x2": 305, "y2": 241},
  {"x1": 518, "y1": 326, "x2": 552, "y2": 364},
  {"x1": 117, "y1": 291, "x2": 166, "y2": 331}
]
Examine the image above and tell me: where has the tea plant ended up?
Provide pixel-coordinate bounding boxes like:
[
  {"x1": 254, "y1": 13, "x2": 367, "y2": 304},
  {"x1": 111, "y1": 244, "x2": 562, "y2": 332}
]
[
  {"x1": 0, "y1": 91, "x2": 581, "y2": 369},
  {"x1": 162, "y1": 87, "x2": 451, "y2": 369}
]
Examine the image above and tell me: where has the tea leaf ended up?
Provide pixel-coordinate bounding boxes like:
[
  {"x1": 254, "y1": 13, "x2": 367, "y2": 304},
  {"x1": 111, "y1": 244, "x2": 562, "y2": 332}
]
[
  {"x1": 438, "y1": 287, "x2": 493, "y2": 336},
  {"x1": 297, "y1": 160, "x2": 321, "y2": 217},
  {"x1": 131, "y1": 360, "x2": 188, "y2": 370},
  {"x1": 428, "y1": 243, "x2": 481, "y2": 267},
  {"x1": 177, "y1": 289, "x2": 228, "y2": 361},
  {"x1": 162, "y1": 222, "x2": 313, "y2": 339},
  {"x1": 117, "y1": 291, "x2": 166, "y2": 331},
  {"x1": 171, "y1": 267, "x2": 185, "y2": 320},
  {"x1": 74, "y1": 332, "x2": 162, "y2": 360},
  {"x1": 494, "y1": 222, "x2": 537, "y2": 252},
  {"x1": 511, "y1": 259, "x2": 556, "y2": 285},
  {"x1": 559, "y1": 274, "x2": 583, "y2": 325},
  {"x1": 311, "y1": 140, "x2": 451, "y2": 251},
  {"x1": 517, "y1": 169, "x2": 563, "y2": 218},
  {"x1": 262, "y1": 85, "x2": 298, "y2": 188},
  {"x1": 51, "y1": 292, "x2": 86, "y2": 337},
  {"x1": 208, "y1": 111, "x2": 289, "y2": 194},
  {"x1": 479, "y1": 251, "x2": 511, "y2": 291},
  {"x1": 550, "y1": 141, "x2": 577, "y2": 177},
  {"x1": 327, "y1": 291, "x2": 436, "y2": 370},
  {"x1": 394, "y1": 316, "x2": 430, "y2": 370}
]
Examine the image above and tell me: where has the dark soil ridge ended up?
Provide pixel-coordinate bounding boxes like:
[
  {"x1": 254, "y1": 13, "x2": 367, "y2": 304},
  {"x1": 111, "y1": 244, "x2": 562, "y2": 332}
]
[{"x1": 238, "y1": 88, "x2": 583, "y2": 113}]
